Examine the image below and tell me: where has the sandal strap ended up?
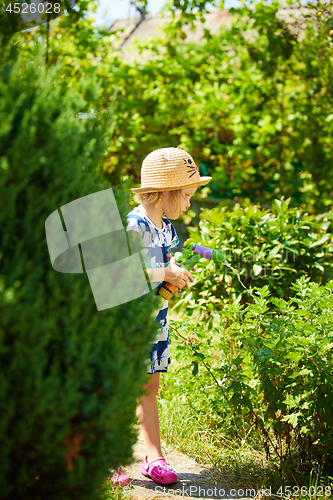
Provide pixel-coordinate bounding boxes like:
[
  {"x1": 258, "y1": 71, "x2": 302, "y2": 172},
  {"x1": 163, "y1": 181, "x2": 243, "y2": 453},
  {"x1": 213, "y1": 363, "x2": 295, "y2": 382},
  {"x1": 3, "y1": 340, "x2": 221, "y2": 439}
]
[{"x1": 148, "y1": 458, "x2": 175, "y2": 473}]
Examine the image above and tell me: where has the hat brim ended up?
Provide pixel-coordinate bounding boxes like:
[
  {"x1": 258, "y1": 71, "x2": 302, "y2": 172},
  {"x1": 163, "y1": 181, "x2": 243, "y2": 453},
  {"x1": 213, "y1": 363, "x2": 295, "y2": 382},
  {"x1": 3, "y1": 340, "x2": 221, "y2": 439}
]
[{"x1": 131, "y1": 177, "x2": 212, "y2": 194}]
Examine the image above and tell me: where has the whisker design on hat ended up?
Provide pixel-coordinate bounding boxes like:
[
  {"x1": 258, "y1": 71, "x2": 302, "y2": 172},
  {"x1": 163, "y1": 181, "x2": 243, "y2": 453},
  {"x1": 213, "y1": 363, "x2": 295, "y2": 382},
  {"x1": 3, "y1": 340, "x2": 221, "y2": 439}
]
[
  {"x1": 132, "y1": 147, "x2": 212, "y2": 194},
  {"x1": 187, "y1": 168, "x2": 197, "y2": 178}
]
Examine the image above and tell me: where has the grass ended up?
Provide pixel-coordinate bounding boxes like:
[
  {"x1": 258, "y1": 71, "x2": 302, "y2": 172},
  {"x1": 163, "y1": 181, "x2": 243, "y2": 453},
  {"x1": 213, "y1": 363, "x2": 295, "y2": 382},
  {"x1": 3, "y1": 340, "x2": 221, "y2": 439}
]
[
  {"x1": 158, "y1": 393, "x2": 273, "y2": 493},
  {"x1": 157, "y1": 391, "x2": 333, "y2": 499},
  {"x1": 99, "y1": 306, "x2": 333, "y2": 499},
  {"x1": 100, "y1": 480, "x2": 126, "y2": 500},
  {"x1": 155, "y1": 310, "x2": 333, "y2": 499}
]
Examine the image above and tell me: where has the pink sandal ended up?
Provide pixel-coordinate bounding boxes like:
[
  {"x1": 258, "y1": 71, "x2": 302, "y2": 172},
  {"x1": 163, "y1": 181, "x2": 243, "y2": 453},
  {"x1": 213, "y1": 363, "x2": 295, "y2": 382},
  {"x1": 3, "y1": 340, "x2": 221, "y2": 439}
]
[
  {"x1": 109, "y1": 467, "x2": 129, "y2": 487},
  {"x1": 139, "y1": 455, "x2": 178, "y2": 484}
]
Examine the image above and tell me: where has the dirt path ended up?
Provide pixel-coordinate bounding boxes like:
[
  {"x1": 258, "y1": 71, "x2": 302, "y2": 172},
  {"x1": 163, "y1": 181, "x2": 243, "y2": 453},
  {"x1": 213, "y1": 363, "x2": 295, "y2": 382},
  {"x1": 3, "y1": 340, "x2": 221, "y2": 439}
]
[{"x1": 123, "y1": 436, "x2": 256, "y2": 499}]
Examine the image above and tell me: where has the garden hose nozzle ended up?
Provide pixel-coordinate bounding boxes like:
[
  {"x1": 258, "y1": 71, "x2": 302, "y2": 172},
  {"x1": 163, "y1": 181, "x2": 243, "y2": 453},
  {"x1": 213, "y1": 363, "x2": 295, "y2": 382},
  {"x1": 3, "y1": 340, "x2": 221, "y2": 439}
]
[{"x1": 158, "y1": 244, "x2": 227, "y2": 301}]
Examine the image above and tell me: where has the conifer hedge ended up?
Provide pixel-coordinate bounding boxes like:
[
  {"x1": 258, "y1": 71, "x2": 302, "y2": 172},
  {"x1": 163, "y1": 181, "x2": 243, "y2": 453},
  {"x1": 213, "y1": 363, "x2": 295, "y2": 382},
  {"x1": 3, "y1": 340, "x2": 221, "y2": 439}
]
[{"x1": 0, "y1": 53, "x2": 159, "y2": 499}]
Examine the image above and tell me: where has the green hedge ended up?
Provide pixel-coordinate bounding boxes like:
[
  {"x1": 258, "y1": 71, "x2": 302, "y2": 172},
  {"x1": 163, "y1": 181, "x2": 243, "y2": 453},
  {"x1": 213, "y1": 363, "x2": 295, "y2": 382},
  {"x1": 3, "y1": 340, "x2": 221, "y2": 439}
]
[
  {"x1": 11, "y1": 0, "x2": 333, "y2": 211},
  {"x1": 98, "y1": 0, "x2": 333, "y2": 212},
  {"x1": 0, "y1": 53, "x2": 159, "y2": 499}
]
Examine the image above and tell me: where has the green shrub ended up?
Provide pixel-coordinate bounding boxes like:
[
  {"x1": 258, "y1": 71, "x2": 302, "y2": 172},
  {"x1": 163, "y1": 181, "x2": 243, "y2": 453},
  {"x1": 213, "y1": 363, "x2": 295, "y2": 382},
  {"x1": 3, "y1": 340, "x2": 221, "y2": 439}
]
[
  {"x1": 0, "y1": 53, "x2": 159, "y2": 499},
  {"x1": 174, "y1": 198, "x2": 333, "y2": 323},
  {"x1": 169, "y1": 277, "x2": 333, "y2": 476},
  {"x1": 14, "y1": 0, "x2": 333, "y2": 211},
  {"x1": 97, "y1": 0, "x2": 333, "y2": 211}
]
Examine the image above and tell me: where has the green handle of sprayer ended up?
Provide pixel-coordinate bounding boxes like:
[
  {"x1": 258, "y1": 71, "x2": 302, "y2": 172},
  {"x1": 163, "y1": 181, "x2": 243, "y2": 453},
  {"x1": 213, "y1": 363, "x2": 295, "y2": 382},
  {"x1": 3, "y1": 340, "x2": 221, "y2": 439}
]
[
  {"x1": 180, "y1": 252, "x2": 202, "y2": 271},
  {"x1": 158, "y1": 246, "x2": 227, "y2": 296},
  {"x1": 157, "y1": 248, "x2": 199, "y2": 298}
]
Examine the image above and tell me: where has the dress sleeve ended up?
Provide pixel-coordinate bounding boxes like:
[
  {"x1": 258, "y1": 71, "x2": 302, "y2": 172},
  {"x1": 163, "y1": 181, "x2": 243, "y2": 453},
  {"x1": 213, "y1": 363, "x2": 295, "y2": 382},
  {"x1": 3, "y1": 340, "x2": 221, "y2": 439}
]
[
  {"x1": 127, "y1": 214, "x2": 142, "y2": 235},
  {"x1": 126, "y1": 214, "x2": 153, "y2": 269},
  {"x1": 126, "y1": 213, "x2": 151, "y2": 242}
]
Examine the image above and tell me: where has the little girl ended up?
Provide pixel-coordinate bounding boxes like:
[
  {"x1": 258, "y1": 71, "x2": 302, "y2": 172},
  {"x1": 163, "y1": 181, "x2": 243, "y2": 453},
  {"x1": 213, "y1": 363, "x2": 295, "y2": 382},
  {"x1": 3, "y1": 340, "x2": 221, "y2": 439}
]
[{"x1": 111, "y1": 147, "x2": 211, "y2": 486}]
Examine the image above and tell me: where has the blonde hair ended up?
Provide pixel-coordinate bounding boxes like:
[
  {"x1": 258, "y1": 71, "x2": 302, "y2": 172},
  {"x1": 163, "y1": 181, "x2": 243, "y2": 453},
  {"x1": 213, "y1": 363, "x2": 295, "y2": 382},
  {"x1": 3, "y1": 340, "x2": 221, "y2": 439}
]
[{"x1": 140, "y1": 190, "x2": 183, "y2": 213}]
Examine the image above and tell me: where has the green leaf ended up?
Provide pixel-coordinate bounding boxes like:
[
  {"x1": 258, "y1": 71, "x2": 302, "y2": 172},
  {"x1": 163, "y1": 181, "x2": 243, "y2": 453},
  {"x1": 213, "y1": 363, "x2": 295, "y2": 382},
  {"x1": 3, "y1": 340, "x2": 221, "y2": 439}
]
[
  {"x1": 192, "y1": 361, "x2": 199, "y2": 376},
  {"x1": 194, "y1": 352, "x2": 205, "y2": 360},
  {"x1": 253, "y1": 264, "x2": 262, "y2": 276},
  {"x1": 282, "y1": 412, "x2": 301, "y2": 428},
  {"x1": 308, "y1": 235, "x2": 330, "y2": 248}
]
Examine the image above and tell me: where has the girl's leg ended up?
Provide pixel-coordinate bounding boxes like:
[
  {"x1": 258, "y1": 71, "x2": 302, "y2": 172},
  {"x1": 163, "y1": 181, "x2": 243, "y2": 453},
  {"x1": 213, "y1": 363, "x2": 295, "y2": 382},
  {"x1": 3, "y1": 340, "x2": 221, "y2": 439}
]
[{"x1": 136, "y1": 372, "x2": 163, "y2": 462}]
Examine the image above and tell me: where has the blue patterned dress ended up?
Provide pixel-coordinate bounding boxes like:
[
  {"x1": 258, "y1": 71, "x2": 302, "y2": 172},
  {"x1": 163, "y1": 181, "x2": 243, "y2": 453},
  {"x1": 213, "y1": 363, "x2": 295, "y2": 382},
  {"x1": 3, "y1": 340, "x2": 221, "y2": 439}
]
[{"x1": 127, "y1": 205, "x2": 179, "y2": 374}]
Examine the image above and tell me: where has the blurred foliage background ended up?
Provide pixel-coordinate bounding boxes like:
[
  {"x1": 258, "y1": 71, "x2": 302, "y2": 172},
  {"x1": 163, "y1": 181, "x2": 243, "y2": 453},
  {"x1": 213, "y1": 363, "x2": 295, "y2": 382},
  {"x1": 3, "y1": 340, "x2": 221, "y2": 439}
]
[
  {"x1": 1, "y1": 0, "x2": 333, "y2": 496},
  {"x1": 5, "y1": 0, "x2": 333, "y2": 211},
  {"x1": 7, "y1": 0, "x2": 332, "y2": 212}
]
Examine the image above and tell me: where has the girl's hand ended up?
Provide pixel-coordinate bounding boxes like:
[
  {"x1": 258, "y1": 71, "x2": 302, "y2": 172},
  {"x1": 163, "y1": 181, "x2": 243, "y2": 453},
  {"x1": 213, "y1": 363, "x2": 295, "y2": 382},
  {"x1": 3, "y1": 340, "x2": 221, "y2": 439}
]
[{"x1": 165, "y1": 254, "x2": 194, "y2": 292}]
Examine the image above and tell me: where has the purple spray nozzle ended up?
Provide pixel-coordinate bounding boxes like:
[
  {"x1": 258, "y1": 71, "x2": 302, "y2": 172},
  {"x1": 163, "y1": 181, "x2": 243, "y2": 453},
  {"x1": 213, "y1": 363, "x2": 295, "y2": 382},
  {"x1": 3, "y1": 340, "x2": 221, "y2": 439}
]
[
  {"x1": 192, "y1": 244, "x2": 213, "y2": 260},
  {"x1": 192, "y1": 244, "x2": 227, "y2": 265}
]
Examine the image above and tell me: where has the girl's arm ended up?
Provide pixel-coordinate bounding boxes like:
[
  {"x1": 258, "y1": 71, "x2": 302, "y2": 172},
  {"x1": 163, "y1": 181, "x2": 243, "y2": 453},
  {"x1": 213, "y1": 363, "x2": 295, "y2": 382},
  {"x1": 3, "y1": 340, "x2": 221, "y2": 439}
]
[
  {"x1": 127, "y1": 229, "x2": 193, "y2": 290},
  {"x1": 146, "y1": 256, "x2": 194, "y2": 291}
]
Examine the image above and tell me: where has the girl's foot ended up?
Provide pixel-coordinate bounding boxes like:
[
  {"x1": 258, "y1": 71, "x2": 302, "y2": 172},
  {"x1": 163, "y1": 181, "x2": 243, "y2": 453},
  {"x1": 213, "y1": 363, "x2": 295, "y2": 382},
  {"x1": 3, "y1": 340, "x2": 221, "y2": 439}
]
[
  {"x1": 109, "y1": 467, "x2": 129, "y2": 487},
  {"x1": 139, "y1": 455, "x2": 178, "y2": 484}
]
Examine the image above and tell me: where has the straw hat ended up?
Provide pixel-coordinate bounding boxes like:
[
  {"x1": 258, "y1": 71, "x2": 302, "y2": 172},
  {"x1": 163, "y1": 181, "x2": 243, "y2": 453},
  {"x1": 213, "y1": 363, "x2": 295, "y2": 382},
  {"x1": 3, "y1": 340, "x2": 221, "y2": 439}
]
[{"x1": 132, "y1": 147, "x2": 212, "y2": 194}]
